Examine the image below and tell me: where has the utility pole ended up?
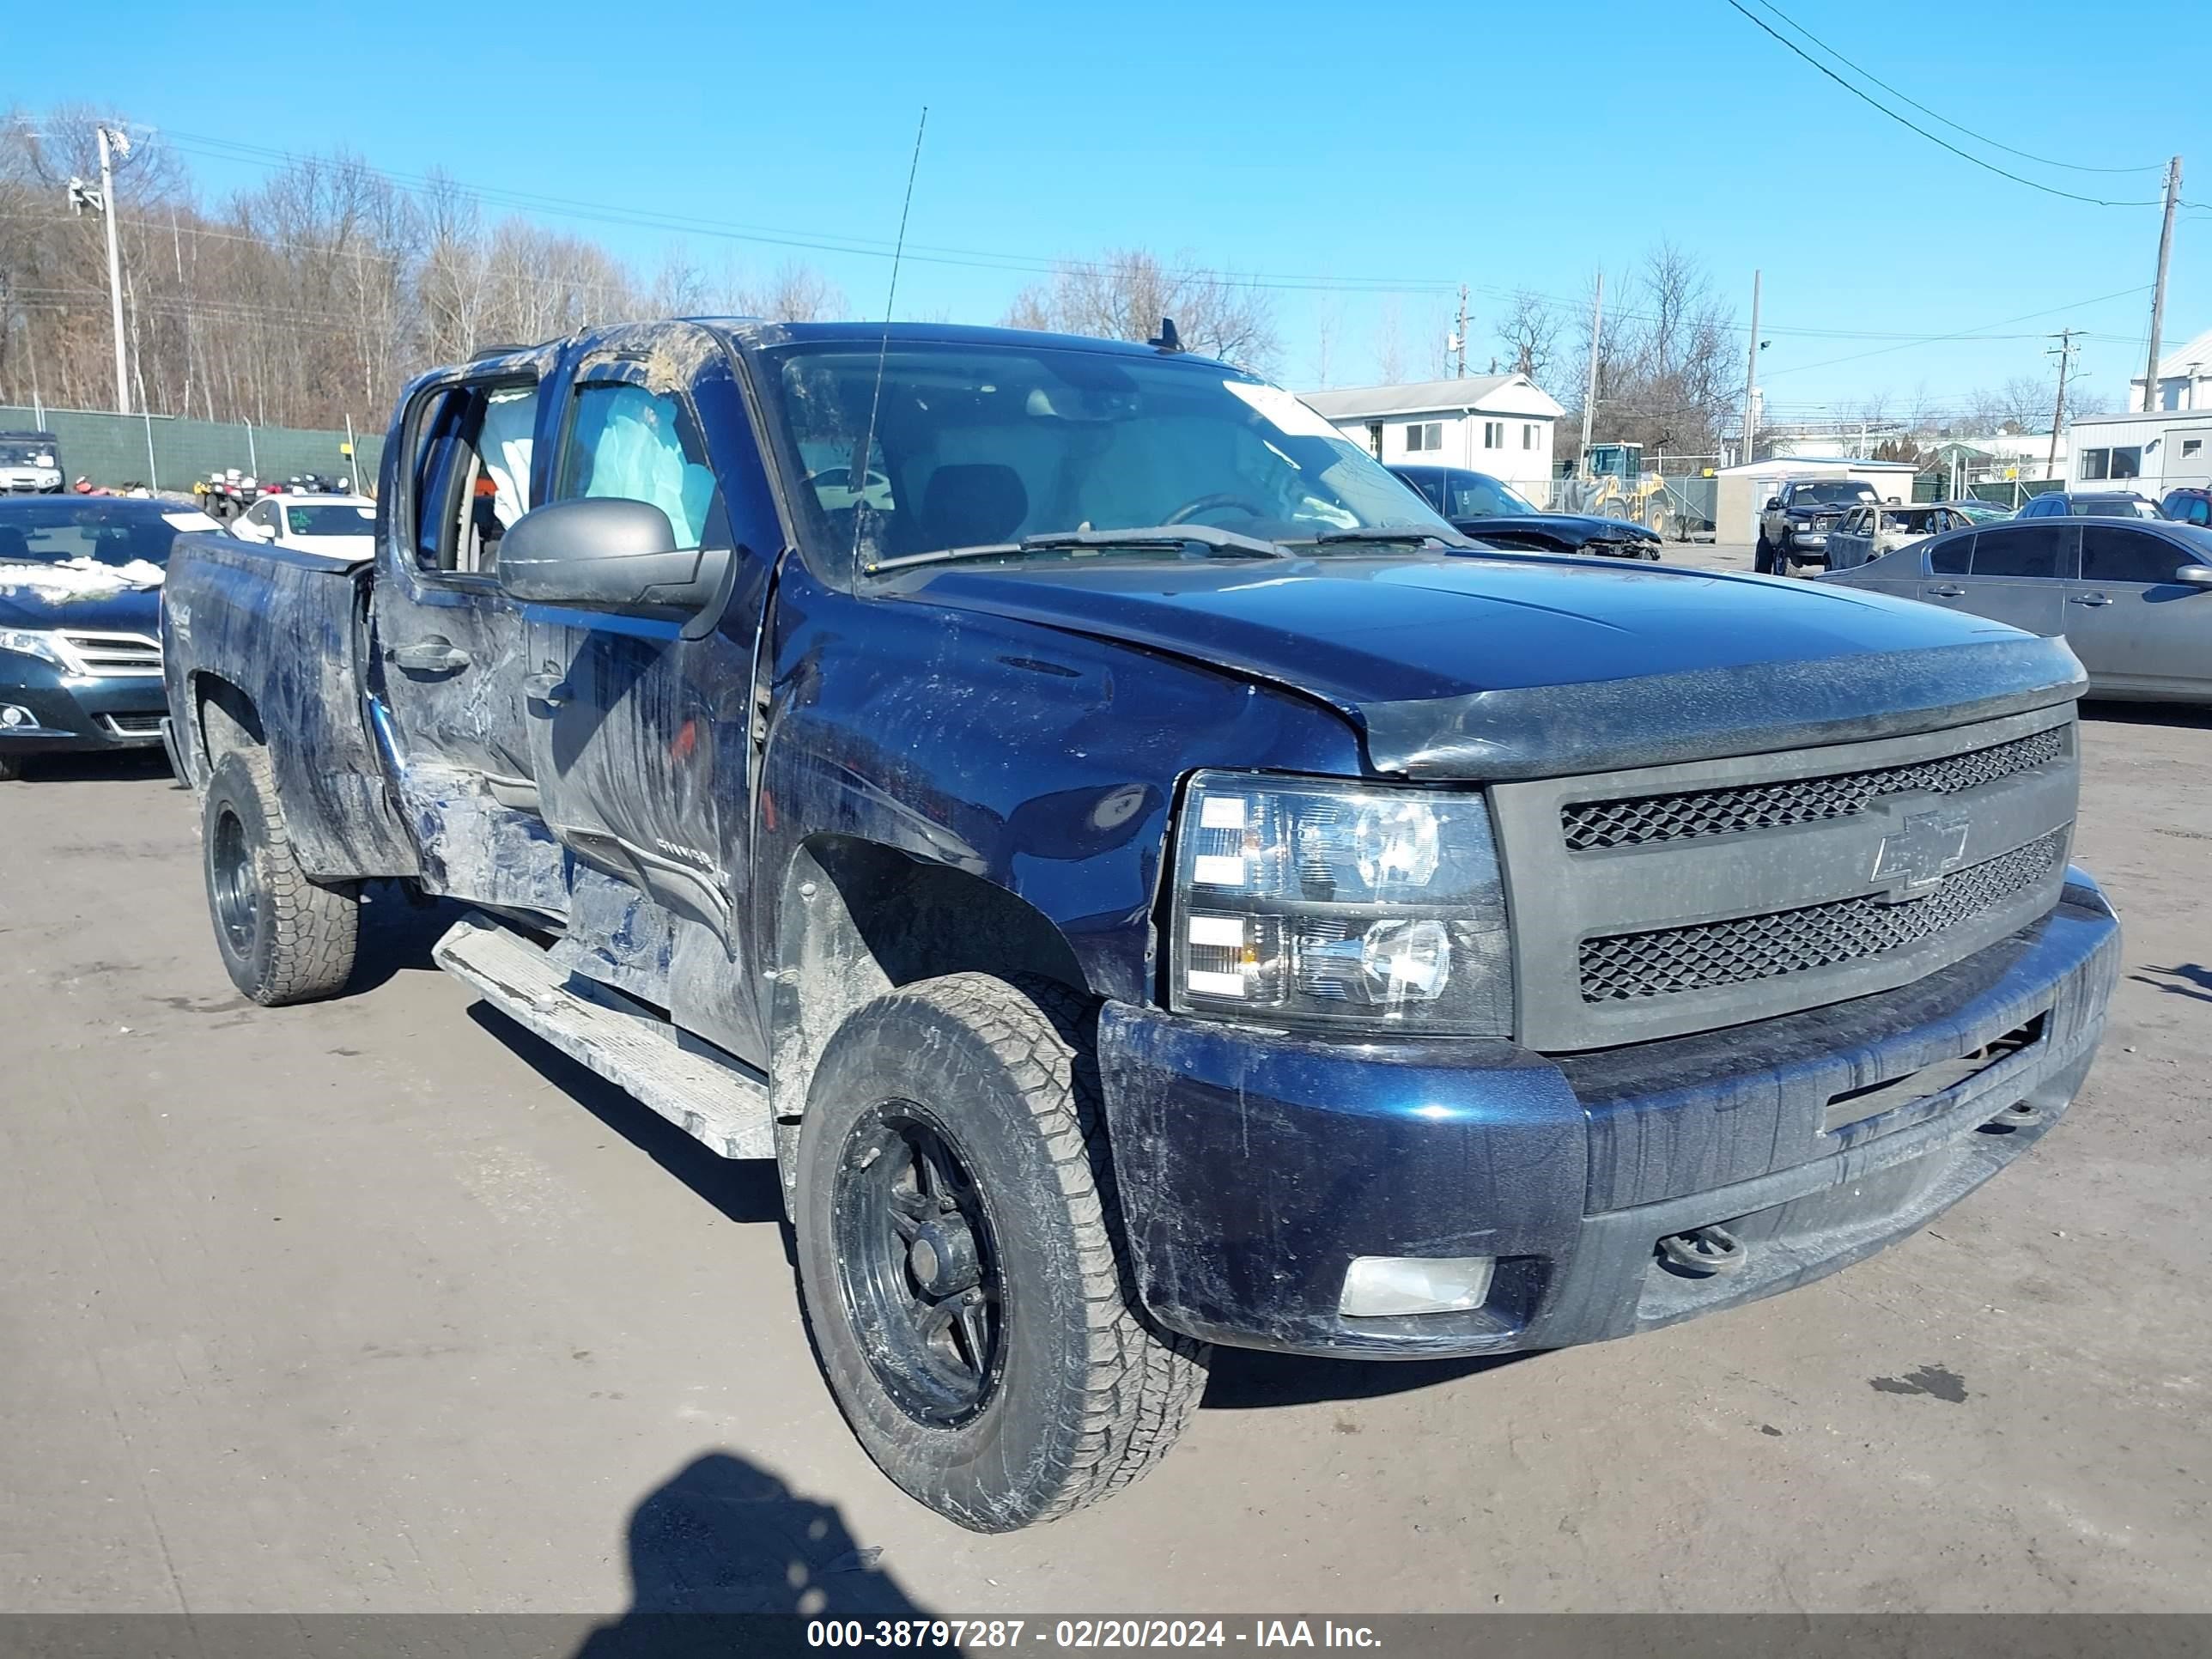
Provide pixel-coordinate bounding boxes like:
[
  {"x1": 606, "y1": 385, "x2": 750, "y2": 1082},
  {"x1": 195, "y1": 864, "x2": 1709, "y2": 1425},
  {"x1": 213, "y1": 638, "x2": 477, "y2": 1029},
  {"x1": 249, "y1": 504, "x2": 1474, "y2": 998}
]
[
  {"x1": 2047, "y1": 328, "x2": 2079, "y2": 481},
  {"x1": 1578, "y1": 270, "x2": 1603, "y2": 477},
  {"x1": 1741, "y1": 269, "x2": 1763, "y2": 468},
  {"x1": 95, "y1": 125, "x2": 131, "y2": 416},
  {"x1": 2142, "y1": 155, "x2": 2182, "y2": 413},
  {"x1": 1452, "y1": 283, "x2": 1469, "y2": 380}
]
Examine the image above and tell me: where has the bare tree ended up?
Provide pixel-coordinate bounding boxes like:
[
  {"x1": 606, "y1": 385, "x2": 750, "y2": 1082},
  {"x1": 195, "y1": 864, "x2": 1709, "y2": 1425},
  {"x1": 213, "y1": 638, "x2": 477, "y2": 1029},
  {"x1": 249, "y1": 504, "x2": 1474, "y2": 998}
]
[
  {"x1": 1368, "y1": 299, "x2": 1407, "y2": 384},
  {"x1": 1494, "y1": 288, "x2": 1560, "y2": 386},
  {"x1": 1004, "y1": 247, "x2": 1279, "y2": 374},
  {"x1": 1559, "y1": 244, "x2": 1740, "y2": 465},
  {"x1": 726, "y1": 258, "x2": 847, "y2": 322}
]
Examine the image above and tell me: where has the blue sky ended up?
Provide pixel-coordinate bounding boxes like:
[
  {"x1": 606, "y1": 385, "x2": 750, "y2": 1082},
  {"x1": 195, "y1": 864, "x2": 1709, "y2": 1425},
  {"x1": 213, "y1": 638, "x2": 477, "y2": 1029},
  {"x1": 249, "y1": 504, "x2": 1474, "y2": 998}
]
[{"x1": 10, "y1": 0, "x2": 2209, "y2": 419}]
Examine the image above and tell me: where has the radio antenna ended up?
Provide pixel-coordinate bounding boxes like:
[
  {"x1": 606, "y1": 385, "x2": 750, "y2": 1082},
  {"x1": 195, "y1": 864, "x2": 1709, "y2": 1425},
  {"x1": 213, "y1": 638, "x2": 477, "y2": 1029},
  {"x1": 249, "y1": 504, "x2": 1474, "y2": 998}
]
[{"x1": 852, "y1": 106, "x2": 928, "y2": 571}]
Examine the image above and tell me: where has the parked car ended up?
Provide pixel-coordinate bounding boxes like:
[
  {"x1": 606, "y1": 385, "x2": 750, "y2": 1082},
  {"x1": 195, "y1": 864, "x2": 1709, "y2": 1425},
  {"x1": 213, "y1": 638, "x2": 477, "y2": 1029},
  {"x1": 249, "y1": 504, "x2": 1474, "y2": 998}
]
[
  {"x1": 1755, "y1": 477, "x2": 1884, "y2": 574},
  {"x1": 2157, "y1": 487, "x2": 2211, "y2": 528},
  {"x1": 2014, "y1": 490, "x2": 2165, "y2": 520},
  {"x1": 1823, "y1": 502, "x2": 1978, "y2": 572},
  {"x1": 0, "y1": 430, "x2": 64, "y2": 495},
  {"x1": 228, "y1": 493, "x2": 377, "y2": 558},
  {"x1": 1389, "y1": 464, "x2": 1662, "y2": 558},
  {"x1": 1942, "y1": 498, "x2": 2015, "y2": 526},
  {"x1": 0, "y1": 496, "x2": 220, "y2": 779},
  {"x1": 161, "y1": 318, "x2": 2115, "y2": 1531},
  {"x1": 1820, "y1": 516, "x2": 2212, "y2": 702}
]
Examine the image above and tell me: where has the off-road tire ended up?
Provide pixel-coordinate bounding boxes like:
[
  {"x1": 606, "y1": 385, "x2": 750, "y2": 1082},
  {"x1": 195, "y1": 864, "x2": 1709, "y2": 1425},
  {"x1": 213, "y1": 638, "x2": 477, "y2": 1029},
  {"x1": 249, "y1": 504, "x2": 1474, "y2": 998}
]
[
  {"x1": 202, "y1": 746, "x2": 359, "y2": 1005},
  {"x1": 793, "y1": 972, "x2": 1210, "y2": 1532},
  {"x1": 1753, "y1": 532, "x2": 1777, "y2": 574}
]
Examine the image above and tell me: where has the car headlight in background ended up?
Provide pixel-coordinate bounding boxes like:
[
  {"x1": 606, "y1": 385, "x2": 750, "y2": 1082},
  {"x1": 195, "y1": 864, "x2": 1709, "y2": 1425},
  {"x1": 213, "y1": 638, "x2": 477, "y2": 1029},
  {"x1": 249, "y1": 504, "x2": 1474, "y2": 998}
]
[
  {"x1": 1170, "y1": 772, "x2": 1513, "y2": 1035},
  {"x1": 0, "y1": 629, "x2": 75, "y2": 672}
]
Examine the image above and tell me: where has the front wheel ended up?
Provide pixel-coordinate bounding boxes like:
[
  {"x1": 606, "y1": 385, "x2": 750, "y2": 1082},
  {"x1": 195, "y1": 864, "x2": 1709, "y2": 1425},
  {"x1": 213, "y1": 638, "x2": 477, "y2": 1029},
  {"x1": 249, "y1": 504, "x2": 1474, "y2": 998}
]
[
  {"x1": 793, "y1": 973, "x2": 1209, "y2": 1531},
  {"x1": 202, "y1": 746, "x2": 360, "y2": 1004}
]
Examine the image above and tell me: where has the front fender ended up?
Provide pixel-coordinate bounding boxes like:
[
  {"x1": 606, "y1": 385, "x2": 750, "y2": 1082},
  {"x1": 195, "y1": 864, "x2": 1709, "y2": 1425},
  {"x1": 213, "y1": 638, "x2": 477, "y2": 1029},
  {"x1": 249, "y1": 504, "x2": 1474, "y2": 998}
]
[{"x1": 750, "y1": 562, "x2": 1364, "y2": 1006}]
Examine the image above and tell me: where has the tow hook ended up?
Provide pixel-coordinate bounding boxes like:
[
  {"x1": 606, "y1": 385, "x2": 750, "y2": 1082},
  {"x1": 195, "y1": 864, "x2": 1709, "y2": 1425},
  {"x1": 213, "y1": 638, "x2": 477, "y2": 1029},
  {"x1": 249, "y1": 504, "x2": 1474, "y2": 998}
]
[
  {"x1": 1981, "y1": 1099, "x2": 2045, "y2": 1133},
  {"x1": 1657, "y1": 1224, "x2": 1747, "y2": 1278}
]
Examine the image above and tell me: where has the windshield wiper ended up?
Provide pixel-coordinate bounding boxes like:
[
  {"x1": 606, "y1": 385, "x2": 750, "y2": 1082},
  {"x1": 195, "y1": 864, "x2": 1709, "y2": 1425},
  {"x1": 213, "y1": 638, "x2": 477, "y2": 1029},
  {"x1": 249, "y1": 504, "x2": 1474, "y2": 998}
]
[
  {"x1": 866, "y1": 523, "x2": 1287, "y2": 574},
  {"x1": 1302, "y1": 525, "x2": 1479, "y2": 550}
]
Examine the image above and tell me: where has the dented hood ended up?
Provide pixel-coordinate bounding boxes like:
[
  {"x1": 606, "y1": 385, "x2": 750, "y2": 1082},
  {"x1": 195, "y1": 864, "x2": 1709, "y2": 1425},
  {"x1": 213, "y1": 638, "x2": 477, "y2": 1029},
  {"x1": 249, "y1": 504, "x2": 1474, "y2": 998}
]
[{"x1": 895, "y1": 552, "x2": 2087, "y2": 779}]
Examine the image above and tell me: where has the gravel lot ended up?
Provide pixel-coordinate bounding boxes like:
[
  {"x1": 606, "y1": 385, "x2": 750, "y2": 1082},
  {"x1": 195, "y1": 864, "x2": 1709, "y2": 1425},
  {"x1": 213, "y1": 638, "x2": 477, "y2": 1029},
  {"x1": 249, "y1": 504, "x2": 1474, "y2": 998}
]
[{"x1": 2, "y1": 549, "x2": 2206, "y2": 1616}]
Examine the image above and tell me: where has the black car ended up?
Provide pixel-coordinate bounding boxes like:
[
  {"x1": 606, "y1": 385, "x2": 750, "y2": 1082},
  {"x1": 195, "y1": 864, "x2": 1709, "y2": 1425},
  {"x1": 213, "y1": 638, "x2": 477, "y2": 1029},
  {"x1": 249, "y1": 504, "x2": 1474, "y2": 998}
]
[
  {"x1": 0, "y1": 497, "x2": 211, "y2": 780},
  {"x1": 2015, "y1": 490, "x2": 2165, "y2": 520},
  {"x1": 1389, "y1": 464, "x2": 1662, "y2": 558}
]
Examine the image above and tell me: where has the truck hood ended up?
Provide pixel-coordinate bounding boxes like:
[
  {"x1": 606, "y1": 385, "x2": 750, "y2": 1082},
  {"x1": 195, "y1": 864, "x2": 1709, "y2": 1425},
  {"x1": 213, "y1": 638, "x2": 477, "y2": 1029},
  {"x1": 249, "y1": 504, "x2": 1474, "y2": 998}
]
[{"x1": 895, "y1": 551, "x2": 2086, "y2": 779}]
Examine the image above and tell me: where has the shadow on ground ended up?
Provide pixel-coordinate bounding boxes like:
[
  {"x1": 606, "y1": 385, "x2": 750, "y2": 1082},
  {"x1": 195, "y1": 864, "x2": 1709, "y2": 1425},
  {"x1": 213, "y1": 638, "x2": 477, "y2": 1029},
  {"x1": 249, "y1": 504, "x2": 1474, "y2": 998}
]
[
  {"x1": 1201, "y1": 1345, "x2": 1537, "y2": 1409},
  {"x1": 574, "y1": 1450, "x2": 933, "y2": 1656},
  {"x1": 2132, "y1": 963, "x2": 2212, "y2": 1004},
  {"x1": 467, "y1": 1002, "x2": 789, "y2": 1229},
  {"x1": 3, "y1": 749, "x2": 176, "y2": 785},
  {"x1": 2079, "y1": 699, "x2": 2212, "y2": 731}
]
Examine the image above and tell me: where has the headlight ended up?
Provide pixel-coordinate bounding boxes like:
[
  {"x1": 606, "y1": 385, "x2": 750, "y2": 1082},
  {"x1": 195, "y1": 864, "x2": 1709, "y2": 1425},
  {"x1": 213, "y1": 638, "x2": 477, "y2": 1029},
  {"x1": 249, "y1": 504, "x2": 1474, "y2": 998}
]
[
  {"x1": 1169, "y1": 772, "x2": 1513, "y2": 1035},
  {"x1": 0, "y1": 628, "x2": 74, "y2": 671}
]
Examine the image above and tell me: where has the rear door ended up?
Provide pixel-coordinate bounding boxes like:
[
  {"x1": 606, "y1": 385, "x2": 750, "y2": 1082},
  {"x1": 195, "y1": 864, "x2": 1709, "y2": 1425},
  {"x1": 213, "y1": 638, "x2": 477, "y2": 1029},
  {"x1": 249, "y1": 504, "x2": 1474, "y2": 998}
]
[
  {"x1": 2067, "y1": 524, "x2": 2211, "y2": 693},
  {"x1": 1950, "y1": 521, "x2": 2072, "y2": 636},
  {"x1": 368, "y1": 365, "x2": 554, "y2": 909}
]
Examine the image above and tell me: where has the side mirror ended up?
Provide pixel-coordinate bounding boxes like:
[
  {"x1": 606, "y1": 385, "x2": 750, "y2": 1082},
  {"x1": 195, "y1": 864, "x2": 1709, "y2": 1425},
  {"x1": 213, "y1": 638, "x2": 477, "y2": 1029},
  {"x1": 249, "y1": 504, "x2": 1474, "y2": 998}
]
[
  {"x1": 496, "y1": 497, "x2": 730, "y2": 614},
  {"x1": 2177, "y1": 565, "x2": 2212, "y2": 586},
  {"x1": 1764, "y1": 497, "x2": 1780, "y2": 511},
  {"x1": 1886, "y1": 495, "x2": 1901, "y2": 505}
]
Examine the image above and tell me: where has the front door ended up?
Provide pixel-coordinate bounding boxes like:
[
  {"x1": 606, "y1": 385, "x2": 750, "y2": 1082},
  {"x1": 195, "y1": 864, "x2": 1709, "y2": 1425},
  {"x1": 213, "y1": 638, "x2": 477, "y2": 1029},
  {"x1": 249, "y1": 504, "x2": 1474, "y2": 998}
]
[
  {"x1": 368, "y1": 369, "x2": 562, "y2": 913},
  {"x1": 2068, "y1": 523, "x2": 2212, "y2": 693},
  {"x1": 521, "y1": 329, "x2": 784, "y2": 1058}
]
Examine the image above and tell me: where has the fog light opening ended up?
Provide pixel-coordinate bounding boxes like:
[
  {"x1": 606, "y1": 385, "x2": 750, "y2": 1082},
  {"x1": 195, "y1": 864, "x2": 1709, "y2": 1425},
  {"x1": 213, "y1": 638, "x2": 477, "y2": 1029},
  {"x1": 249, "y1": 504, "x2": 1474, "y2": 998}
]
[
  {"x1": 0, "y1": 705, "x2": 33, "y2": 729},
  {"x1": 1340, "y1": 1254, "x2": 1495, "y2": 1318}
]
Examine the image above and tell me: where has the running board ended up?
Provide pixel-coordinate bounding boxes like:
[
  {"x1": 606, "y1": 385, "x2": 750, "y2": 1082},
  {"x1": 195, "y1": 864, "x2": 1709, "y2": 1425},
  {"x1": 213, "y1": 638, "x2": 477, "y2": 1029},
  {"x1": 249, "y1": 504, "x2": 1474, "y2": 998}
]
[{"x1": 433, "y1": 912, "x2": 774, "y2": 1159}]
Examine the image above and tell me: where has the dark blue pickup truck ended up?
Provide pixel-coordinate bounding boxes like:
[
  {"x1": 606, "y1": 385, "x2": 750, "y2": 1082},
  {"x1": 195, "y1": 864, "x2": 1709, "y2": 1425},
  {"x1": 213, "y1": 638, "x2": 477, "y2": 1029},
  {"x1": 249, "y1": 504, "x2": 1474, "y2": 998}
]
[{"x1": 159, "y1": 319, "x2": 2118, "y2": 1531}]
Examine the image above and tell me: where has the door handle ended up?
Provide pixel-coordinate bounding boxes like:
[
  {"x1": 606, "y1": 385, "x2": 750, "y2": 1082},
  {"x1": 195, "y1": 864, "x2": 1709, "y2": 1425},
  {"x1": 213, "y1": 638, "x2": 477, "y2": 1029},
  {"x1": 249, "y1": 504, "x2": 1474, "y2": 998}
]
[
  {"x1": 1924, "y1": 583, "x2": 1966, "y2": 598},
  {"x1": 388, "y1": 637, "x2": 471, "y2": 674},
  {"x1": 2069, "y1": 592, "x2": 2112, "y2": 607},
  {"x1": 523, "y1": 672, "x2": 572, "y2": 709}
]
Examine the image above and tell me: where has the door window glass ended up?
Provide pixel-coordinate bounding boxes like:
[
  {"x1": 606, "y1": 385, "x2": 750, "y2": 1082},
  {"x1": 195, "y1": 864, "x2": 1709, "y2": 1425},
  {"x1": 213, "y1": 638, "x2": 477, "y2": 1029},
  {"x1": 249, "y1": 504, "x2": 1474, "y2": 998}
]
[
  {"x1": 407, "y1": 380, "x2": 538, "y2": 575},
  {"x1": 555, "y1": 382, "x2": 717, "y2": 549},
  {"x1": 2080, "y1": 526, "x2": 2188, "y2": 586},
  {"x1": 1972, "y1": 525, "x2": 2072, "y2": 580},
  {"x1": 1929, "y1": 532, "x2": 1973, "y2": 574}
]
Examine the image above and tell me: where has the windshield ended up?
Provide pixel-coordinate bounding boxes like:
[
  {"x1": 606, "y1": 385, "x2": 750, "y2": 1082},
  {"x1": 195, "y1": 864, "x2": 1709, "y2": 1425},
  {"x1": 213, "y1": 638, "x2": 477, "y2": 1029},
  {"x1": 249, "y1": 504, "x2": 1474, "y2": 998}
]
[
  {"x1": 0, "y1": 441, "x2": 58, "y2": 468},
  {"x1": 0, "y1": 501, "x2": 192, "y2": 568},
  {"x1": 1795, "y1": 481, "x2": 1878, "y2": 506},
  {"x1": 761, "y1": 342, "x2": 1456, "y2": 573},
  {"x1": 284, "y1": 503, "x2": 375, "y2": 538},
  {"x1": 1437, "y1": 470, "x2": 1538, "y2": 518}
]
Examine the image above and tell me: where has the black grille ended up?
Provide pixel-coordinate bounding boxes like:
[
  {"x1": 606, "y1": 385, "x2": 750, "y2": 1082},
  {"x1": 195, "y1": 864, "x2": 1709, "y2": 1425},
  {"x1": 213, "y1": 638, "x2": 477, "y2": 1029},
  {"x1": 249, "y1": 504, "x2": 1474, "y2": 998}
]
[
  {"x1": 1578, "y1": 829, "x2": 2068, "y2": 1002},
  {"x1": 1561, "y1": 727, "x2": 2065, "y2": 852}
]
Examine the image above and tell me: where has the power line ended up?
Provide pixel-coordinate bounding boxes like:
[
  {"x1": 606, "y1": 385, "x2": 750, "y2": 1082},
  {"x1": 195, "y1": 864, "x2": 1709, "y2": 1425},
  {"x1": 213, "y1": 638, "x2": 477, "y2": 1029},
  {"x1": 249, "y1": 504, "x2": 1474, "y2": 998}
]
[
  {"x1": 1738, "y1": 0, "x2": 2161, "y2": 176},
  {"x1": 1721, "y1": 0, "x2": 2165, "y2": 207},
  {"x1": 1759, "y1": 283, "x2": 2154, "y2": 379}
]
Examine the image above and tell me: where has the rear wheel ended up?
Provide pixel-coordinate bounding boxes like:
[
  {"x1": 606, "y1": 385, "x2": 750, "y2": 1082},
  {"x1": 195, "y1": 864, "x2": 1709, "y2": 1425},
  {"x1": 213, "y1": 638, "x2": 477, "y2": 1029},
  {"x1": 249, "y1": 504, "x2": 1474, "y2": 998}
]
[
  {"x1": 0, "y1": 752, "x2": 21, "y2": 782},
  {"x1": 202, "y1": 746, "x2": 359, "y2": 1005},
  {"x1": 793, "y1": 973, "x2": 1209, "y2": 1531},
  {"x1": 1753, "y1": 532, "x2": 1776, "y2": 574}
]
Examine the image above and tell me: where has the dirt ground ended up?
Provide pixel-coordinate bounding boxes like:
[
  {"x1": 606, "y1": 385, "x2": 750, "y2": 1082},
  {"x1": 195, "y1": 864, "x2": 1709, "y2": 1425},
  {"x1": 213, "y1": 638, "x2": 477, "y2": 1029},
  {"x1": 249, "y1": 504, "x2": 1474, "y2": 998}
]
[{"x1": 2, "y1": 559, "x2": 2206, "y2": 1615}]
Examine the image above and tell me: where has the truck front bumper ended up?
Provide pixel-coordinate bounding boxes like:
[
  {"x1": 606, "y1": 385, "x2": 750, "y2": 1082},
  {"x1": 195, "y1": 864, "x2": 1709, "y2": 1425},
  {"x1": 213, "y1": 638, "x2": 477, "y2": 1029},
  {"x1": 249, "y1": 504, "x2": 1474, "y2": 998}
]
[{"x1": 1097, "y1": 872, "x2": 2120, "y2": 1359}]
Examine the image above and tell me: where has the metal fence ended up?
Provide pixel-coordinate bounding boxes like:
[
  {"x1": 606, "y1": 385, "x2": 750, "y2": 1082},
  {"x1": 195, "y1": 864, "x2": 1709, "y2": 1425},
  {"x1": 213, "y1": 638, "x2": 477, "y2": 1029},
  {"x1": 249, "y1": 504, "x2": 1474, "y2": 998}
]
[
  {"x1": 1539, "y1": 473, "x2": 1718, "y2": 538},
  {"x1": 0, "y1": 405, "x2": 383, "y2": 494}
]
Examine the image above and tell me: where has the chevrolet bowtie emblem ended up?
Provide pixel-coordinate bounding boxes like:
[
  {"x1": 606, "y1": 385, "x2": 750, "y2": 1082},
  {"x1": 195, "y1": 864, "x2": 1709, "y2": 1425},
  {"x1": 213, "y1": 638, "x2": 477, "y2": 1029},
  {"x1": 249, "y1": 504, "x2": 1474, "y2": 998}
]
[{"x1": 1871, "y1": 810, "x2": 1971, "y2": 902}]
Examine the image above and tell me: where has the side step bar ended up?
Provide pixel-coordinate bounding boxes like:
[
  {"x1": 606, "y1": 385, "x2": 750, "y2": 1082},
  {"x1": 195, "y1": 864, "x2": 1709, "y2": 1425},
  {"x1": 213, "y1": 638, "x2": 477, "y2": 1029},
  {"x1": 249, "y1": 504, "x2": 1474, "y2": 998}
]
[{"x1": 433, "y1": 912, "x2": 775, "y2": 1159}]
